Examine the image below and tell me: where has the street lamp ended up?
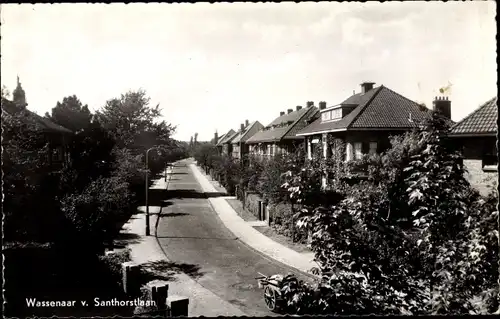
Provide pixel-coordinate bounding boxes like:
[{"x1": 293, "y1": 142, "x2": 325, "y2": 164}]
[{"x1": 145, "y1": 146, "x2": 162, "y2": 236}]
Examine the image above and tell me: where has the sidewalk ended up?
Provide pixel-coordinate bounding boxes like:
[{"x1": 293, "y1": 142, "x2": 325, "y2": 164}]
[
  {"x1": 119, "y1": 167, "x2": 247, "y2": 317},
  {"x1": 189, "y1": 163, "x2": 318, "y2": 276}
]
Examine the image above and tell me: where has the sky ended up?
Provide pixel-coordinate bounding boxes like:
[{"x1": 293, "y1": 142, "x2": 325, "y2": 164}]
[{"x1": 1, "y1": 2, "x2": 497, "y2": 142}]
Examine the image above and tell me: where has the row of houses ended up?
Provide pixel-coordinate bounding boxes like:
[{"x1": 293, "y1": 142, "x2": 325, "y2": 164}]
[{"x1": 213, "y1": 81, "x2": 498, "y2": 195}]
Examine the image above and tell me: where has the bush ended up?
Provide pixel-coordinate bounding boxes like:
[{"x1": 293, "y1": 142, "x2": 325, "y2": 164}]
[
  {"x1": 99, "y1": 248, "x2": 132, "y2": 285},
  {"x1": 269, "y1": 202, "x2": 308, "y2": 243},
  {"x1": 257, "y1": 154, "x2": 290, "y2": 203},
  {"x1": 279, "y1": 112, "x2": 499, "y2": 315},
  {"x1": 212, "y1": 155, "x2": 240, "y2": 195},
  {"x1": 60, "y1": 176, "x2": 132, "y2": 251}
]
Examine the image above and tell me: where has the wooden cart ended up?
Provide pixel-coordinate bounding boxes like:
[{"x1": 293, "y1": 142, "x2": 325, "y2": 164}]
[{"x1": 255, "y1": 272, "x2": 284, "y2": 312}]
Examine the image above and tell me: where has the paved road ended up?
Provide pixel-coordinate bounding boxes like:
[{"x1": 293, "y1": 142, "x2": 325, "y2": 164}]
[{"x1": 155, "y1": 159, "x2": 313, "y2": 316}]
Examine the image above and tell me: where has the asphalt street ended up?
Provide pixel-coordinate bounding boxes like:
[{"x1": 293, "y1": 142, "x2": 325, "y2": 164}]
[{"x1": 155, "y1": 159, "x2": 313, "y2": 316}]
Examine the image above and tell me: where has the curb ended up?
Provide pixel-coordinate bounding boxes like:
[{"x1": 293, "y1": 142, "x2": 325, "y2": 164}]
[{"x1": 189, "y1": 163, "x2": 319, "y2": 279}]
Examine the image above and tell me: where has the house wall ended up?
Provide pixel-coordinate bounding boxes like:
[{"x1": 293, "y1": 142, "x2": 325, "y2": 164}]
[
  {"x1": 306, "y1": 130, "x2": 403, "y2": 160},
  {"x1": 455, "y1": 136, "x2": 498, "y2": 196},
  {"x1": 232, "y1": 143, "x2": 241, "y2": 159},
  {"x1": 222, "y1": 144, "x2": 233, "y2": 156}
]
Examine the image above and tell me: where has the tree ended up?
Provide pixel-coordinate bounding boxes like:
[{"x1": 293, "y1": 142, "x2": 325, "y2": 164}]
[
  {"x1": 1, "y1": 84, "x2": 10, "y2": 99},
  {"x1": 2, "y1": 101, "x2": 60, "y2": 242},
  {"x1": 94, "y1": 89, "x2": 175, "y2": 152},
  {"x1": 280, "y1": 110, "x2": 498, "y2": 315},
  {"x1": 49, "y1": 95, "x2": 93, "y2": 132},
  {"x1": 58, "y1": 120, "x2": 117, "y2": 194}
]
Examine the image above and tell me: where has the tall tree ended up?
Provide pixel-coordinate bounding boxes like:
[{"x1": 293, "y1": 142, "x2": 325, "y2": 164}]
[
  {"x1": 194, "y1": 132, "x2": 198, "y2": 145},
  {"x1": 94, "y1": 89, "x2": 175, "y2": 153},
  {"x1": 49, "y1": 95, "x2": 93, "y2": 132}
]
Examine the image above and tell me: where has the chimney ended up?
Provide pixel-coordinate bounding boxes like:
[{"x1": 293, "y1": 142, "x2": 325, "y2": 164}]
[
  {"x1": 287, "y1": 108, "x2": 293, "y2": 114},
  {"x1": 214, "y1": 131, "x2": 218, "y2": 143},
  {"x1": 319, "y1": 101, "x2": 327, "y2": 110},
  {"x1": 245, "y1": 119, "x2": 249, "y2": 127},
  {"x1": 432, "y1": 96, "x2": 451, "y2": 119},
  {"x1": 280, "y1": 111, "x2": 285, "y2": 116},
  {"x1": 306, "y1": 101, "x2": 314, "y2": 108},
  {"x1": 361, "y1": 82, "x2": 375, "y2": 94},
  {"x1": 296, "y1": 105, "x2": 302, "y2": 111},
  {"x1": 240, "y1": 123, "x2": 245, "y2": 131}
]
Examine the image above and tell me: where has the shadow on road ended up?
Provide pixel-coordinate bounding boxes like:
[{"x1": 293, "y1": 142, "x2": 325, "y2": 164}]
[
  {"x1": 138, "y1": 260, "x2": 205, "y2": 283},
  {"x1": 158, "y1": 212, "x2": 190, "y2": 218},
  {"x1": 169, "y1": 172, "x2": 188, "y2": 175},
  {"x1": 155, "y1": 235, "x2": 237, "y2": 240},
  {"x1": 136, "y1": 189, "x2": 172, "y2": 208},
  {"x1": 164, "y1": 189, "x2": 227, "y2": 200}
]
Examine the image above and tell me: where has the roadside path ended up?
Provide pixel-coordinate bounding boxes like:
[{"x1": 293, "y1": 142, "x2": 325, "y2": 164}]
[{"x1": 155, "y1": 159, "x2": 316, "y2": 316}]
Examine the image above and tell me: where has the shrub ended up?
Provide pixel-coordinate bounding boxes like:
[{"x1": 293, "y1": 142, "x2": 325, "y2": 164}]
[
  {"x1": 60, "y1": 176, "x2": 132, "y2": 251},
  {"x1": 212, "y1": 155, "x2": 240, "y2": 194},
  {"x1": 269, "y1": 202, "x2": 308, "y2": 243},
  {"x1": 279, "y1": 111, "x2": 499, "y2": 315},
  {"x1": 257, "y1": 154, "x2": 290, "y2": 203},
  {"x1": 99, "y1": 248, "x2": 132, "y2": 285}
]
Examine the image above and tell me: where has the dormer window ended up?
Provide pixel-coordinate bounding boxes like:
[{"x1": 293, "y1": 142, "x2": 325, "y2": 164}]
[
  {"x1": 322, "y1": 112, "x2": 331, "y2": 121},
  {"x1": 321, "y1": 107, "x2": 342, "y2": 122}
]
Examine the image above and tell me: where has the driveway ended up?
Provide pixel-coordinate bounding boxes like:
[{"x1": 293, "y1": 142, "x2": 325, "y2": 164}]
[{"x1": 155, "y1": 159, "x2": 313, "y2": 316}]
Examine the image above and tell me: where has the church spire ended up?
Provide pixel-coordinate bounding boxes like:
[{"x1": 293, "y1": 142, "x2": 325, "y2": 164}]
[{"x1": 13, "y1": 75, "x2": 27, "y2": 108}]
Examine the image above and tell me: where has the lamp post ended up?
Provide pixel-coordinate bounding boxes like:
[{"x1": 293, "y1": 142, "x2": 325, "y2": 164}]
[{"x1": 145, "y1": 146, "x2": 161, "y2": 236}]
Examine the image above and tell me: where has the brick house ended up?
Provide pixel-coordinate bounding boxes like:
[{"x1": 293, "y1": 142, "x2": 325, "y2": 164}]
[
  {"x1": 246, "y1": 102, "x2": 320, "y2": 159},
  {"x1": 449, "y1": 97, "x2": 498, "y2": 195},
  {"x1": 230, "y1": 119, "x2": 264, "y2": 159},
  {"x1": 215, "y1": 129, "x2": 237, "y2": 156},
  {"x1": 296, "y1": 82, "x2": 436, "y2": 186}
]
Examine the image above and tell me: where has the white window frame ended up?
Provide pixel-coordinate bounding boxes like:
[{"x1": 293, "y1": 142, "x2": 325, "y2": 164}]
[
  {"x1": 345, "y1": 142, "x2": 353, "y2": 162},
  {"x1": 354, "y1": 142, "x2": 363, "y2": 160},
  {"x1": 331, "y1": 108, "x2": 342, "y2": 120}
]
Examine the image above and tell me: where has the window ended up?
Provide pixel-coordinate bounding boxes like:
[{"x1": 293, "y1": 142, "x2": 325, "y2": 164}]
[
  {"x1": 322, "y1": 112, "x2": 331, "y2": 121},
  {"x1": 483, "y1": 145, "x2": 498, "y2": 171},
  {"x1": 270, "y1": 144, "x2": 275, "y2": 156},
  {"x1": 354, "y1": 142, "x2": 363, "y2": 160},
  {"x1": 331, "y1": 108, "x2": 342, "y2": 120},
  {"x1": 369, "y1": 142, "x2": 378, "y2": 155},
  {"x1": 345, "y1": 142, "x2": 353, "y2": 161},
  {"x1": 52, "y1": 147, "x2": 63, "y2": 162}
]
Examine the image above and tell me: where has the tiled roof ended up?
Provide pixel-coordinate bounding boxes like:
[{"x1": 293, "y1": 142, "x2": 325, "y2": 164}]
[
  {"x1": 231, "y1": 121, "x2": 263, "y2": 143},
  {"x1": 217, "y1": 129, "x2": 236, "y2": 146},
  {"x1": 296, "y1": 86, "x2": 430, "y2": 135},
  {"x1": 283, "y1": 107, "x2": 319, "y2": 140},
  {"x1": 349, "y1": 86, "x2": 430, "y2": 128},
  {"x1": 246, "y1": 106, "x2": 317, "y2": 143},
  {"x1": 2, "y1": 99, "x2": 73, "y2": 134},
  {"x1": 450, "y1": 97, "x2": 497, "y2": 136}
]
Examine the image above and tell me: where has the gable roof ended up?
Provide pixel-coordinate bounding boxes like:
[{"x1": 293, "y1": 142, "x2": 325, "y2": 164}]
[
  {"x1": 216, "y1": 129, "x2": 236, "y2": 146},
  {"x1": 2, "y1": 99, "x2": 73, "y2": 134},
  {"x1": 296, "y1": 85, "x2": 430, "y2": 136},
  {"x1": 231, "y1": 121, "x2": 263, "y2": 144},
  {"x1": 246, "y1": 106, "x2": 318, "y2": 143},
  {"x1": 449, "y1": 97, "x2": 497, "y2": 136}
]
